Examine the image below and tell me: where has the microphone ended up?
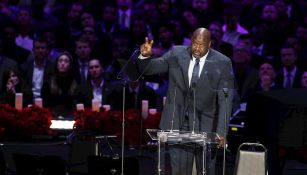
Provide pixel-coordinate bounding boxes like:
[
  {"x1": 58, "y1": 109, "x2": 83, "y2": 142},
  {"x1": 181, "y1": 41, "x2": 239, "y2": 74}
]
[
  {"x1": 170, "y1": 83, "x2": 177, "y2": 133},
  {"x1": 222, "y1": 88, "x2": 229, "y2": 97},
  {"x1": 191, "y1": 83, "x2": 196, "y2": 134}
]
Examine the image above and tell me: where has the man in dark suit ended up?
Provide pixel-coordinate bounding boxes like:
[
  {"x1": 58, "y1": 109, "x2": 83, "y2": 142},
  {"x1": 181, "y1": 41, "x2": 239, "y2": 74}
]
[
  {"x1": 138, "y1": 28, "x2": 235, "y2": 175},
  {"x1": 77, "y1": 58, "x2": 113, "y2": 108},
  {"x1": 275, "y1": 44, "x2": 303, "y2": 89},
  {"x1": 20, "y1": 38, "x2": 54, "y2": 101}
]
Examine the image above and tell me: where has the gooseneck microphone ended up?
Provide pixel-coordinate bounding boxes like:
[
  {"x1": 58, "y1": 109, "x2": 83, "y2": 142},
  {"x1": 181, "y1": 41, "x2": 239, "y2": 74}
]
[
  {"x1": 222, "y1": 87, "x2": 228, "y2": 175},
  {"x1": 170, "y1": 84, "x2": 177, "y2": 133}
]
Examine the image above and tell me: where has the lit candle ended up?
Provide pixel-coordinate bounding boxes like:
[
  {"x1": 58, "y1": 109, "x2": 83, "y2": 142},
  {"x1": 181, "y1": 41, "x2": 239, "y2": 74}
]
[
  {"x1": 141, "y1": 100, "x2": 148, "y2": 119},
  {"x1": 103, "y1": 104, "x2": 111, "y2": 111},
  {"x1": 34, "y1": 98, "x2": 43, "y2": 108},
  {"x1": 76, "y1": 103, "x2": 85, "y2": 111},
  {"x1": 163, "y1": 96, "x2": 166, "y2": 107},
  {"x1": 149, "y1": 108, "x2": 157, "y2": 115},
  {"x1": 15, "y1": 93, "x2": 23, "y2": 110},
  {"x1": 92, "y1": 99, "x2": 100, "y2": 112}
]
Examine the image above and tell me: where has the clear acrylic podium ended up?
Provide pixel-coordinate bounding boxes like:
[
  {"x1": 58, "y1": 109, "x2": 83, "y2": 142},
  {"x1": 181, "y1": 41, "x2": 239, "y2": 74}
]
[{"x1": 147, "y1": 129, "x2": 219, "y2": 175}]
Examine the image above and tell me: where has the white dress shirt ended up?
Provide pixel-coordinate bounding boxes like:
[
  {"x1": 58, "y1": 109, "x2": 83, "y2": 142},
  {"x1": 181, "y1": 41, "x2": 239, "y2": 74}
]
[{"x1": 188, "y1": 51, "x2": 209, "y2": 86}]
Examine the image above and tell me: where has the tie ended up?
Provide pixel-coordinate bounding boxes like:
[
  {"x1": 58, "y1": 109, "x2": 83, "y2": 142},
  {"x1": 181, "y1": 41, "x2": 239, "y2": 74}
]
[
  {"x1": 191, "y1": 59, "x2": 200, "y2": 87},
  {"x1": 120, "y1": 12, "x2": 126, "y2": 28},
  {"x1": 285, "y1": 72, "x2": 292, "y2": 88},
  {"x1": 80, "y1": 65, "x2": 87, "y2": 81}
]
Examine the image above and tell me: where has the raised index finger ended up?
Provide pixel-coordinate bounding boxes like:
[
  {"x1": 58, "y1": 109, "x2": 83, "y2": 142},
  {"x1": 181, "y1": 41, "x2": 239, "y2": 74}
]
[{"x1": 145, "y1": 37, "x2": 149, "y2": 44}]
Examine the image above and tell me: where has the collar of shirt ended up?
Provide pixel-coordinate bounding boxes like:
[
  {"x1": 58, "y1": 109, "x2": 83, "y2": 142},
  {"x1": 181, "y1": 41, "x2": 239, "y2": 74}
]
[
  {"x1": 191, "y1": 49, "x2": 209, "y2": 67},
  {"x1": 283, "y1": 66, "x2": 297, "y2": 77},
  {"x1": 188, "y1": 50, "x2": 209, "y2": 85},
  {"x1": 33, "y1": 59, "x2": 47, "y2": 69},
  {"x1": 78, "y1": 60, "x2": 88, "y2": 67},
  {"x1": 91, "y1": 79, "x2": 104, "y2": 90},
  {"x1": 119, "y1": 9, "x2": 131, "y2": 17},
  {"x1": 129, "y1": 84, "x2": 140, "y2": 93}
]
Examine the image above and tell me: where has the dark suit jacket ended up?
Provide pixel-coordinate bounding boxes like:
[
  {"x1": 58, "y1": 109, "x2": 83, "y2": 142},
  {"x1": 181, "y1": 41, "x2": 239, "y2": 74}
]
[
  {"x1": 77, "y1": 79, "x2": 113, "y2": 108},
  {"x1": 20, "y1": 57, "x2": 55, "y2": 98},
  {"x1": 275, "y1": 68, "x2": 303, "y2": 89},
  {"x1": 138, "y1": 47, "x2": 235, "y2": 134}
]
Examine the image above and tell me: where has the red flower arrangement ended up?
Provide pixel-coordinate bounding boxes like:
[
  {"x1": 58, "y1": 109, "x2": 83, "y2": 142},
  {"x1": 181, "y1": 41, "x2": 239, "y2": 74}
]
[
  {"x1": 73, "y1": 108, "x2": 162, "y2": 146},
  {"x1": 0, "y1": 104, "x2": 53, "y2": 140},
  {"x1": 73, "y1": 108, "x2": 112, "y2": 134}
]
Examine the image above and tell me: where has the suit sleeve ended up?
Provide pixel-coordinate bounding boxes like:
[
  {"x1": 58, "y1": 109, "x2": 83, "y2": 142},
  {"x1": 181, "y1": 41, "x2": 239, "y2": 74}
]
[{"x1": 137, "y1": 49, "x2": 173, "y2": 75}]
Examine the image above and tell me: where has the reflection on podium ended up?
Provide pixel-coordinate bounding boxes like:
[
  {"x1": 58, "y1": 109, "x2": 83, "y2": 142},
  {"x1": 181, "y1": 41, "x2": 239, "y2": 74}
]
[{"x1": 147, "y1": 129, "x2": 219, "y2": 175}]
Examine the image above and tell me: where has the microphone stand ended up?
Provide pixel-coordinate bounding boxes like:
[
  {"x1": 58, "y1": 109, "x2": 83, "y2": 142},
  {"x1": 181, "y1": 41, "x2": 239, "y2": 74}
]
[
  {"x1": 116, "y1": 49, "x2": 144, "y2": 175},
  {"x1": 170, "y1": 85, "x2": 177, "y2": 133},
  {"x1": 121, "y1": 80, "x2": 127, "y2": 175},
  {"x1": 222, "y1": 88, "x2": 229, "y2": 175},
  {"x1": 191, "y1": 84, "x2": 196, "y2": 134}
]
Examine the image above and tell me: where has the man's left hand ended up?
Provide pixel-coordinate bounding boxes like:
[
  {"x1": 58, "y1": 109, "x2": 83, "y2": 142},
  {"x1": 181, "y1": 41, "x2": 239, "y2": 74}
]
[{"x1": 216, "y1": 134, "x2": 225, "y2": 148}]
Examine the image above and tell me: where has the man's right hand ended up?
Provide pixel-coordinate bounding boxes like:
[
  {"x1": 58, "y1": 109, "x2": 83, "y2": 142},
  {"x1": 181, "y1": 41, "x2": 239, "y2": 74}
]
[{"x1": 140, "y1": 37, "x2": 154, "y2": 57}]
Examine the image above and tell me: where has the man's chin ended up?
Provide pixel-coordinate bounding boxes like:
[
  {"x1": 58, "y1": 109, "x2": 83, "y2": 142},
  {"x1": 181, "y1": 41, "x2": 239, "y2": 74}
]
[{"x1": 192, "y1": 54, "x2": 201, "y2": 59}]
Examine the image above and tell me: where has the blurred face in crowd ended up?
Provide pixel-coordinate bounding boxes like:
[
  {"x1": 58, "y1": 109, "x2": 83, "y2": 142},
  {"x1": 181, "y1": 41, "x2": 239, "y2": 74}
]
[
  {"x1": 3, "y1": 26, "x2": 16, "y2": 44},
  {"x1": 117, "y1": 0, "x2": 132, "y2": 10},
  {"x1": 224, "y1": 12, "x2": 237, "y2": 30},
  {"x1": 182, "y1": 11, "x2": 198, "y2": 29},
  {"x1": 238, "y1": 38, "x2": 253, "y2": 49},
  {"x1": 262, "y1": 4, "x2": 278, "y2": 22},
  {"x1": 209, "y1": 23, "x2": 222, "y2": 40},
  {"x1": 16, "y1": 9, "x2": 32, "y2": 26},
  {"x1": 8, "y1": 71, "x2": 19, "y2": 86},
  {"x1": 275, "y1": 0, "x2": 287, "y2": 15},
  {"x1": 286, "y1": 37, "x2": 300, "y2": 51},
  {"x1": 280, "y1": 47, "x2": 297, "y2": 68},
  {"x1": 158, "y1": 0, "x2": 171, "y2": 14},
  {"x1": 132, "y1": 18, "x2": 146, "y2": 36},
  {"x1": 83, "y1": 26, "x2": 97, "y2": 43},
  {"x1": 259, "y1": 63, "x2": 276, "y2": 80},
  {"x1": 158, "y1": 26, "x2": 173, "y2": 45},
  {"x1": 81, "y1": 12, "x2": 95, "y2": 28},
  {"x1": 296, "y1": 26, "x2": 307, "y2": 41},
  {"x1": 33, "y1": 41, "x2": 49, "y2": 60},
  {"x1": 75, "y1": 41, "x2": 91, "y2": 61},
  {"x1": 43, "y1": 31, "x2": 57, "y2": 48},
  {"x1": 301, "y1": 71, "x2": 307, "y2": 88},
  {"x1": 68, "y1": 3, "x2": 83, "y2": 21},
  {"x1": 232, "y1": 43, "x2": 251, "y2": 64},
  {"x1": 57, "y1": 54, "x2": 72, "y2": 74},
  {"x1": 192, "y1": 0, "x2": 208, "y2": 11},
  {"x1": 191, "y1": 29, "x2": 211, "y2": 59},
  {"x1": 112, "y1": 37, "x2": 129, "y2": 59},
  {"x1": 89, "y1": 59, "x2": 104, "y2": 79},
  {"x1": 102, "y1": 5, "x2": 117, "y2": 23}
]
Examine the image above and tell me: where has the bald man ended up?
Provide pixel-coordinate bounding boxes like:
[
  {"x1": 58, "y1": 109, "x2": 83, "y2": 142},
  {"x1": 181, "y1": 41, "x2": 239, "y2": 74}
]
[{"x1": 138, "y1": 28, "x2": 235, "y2": 175}]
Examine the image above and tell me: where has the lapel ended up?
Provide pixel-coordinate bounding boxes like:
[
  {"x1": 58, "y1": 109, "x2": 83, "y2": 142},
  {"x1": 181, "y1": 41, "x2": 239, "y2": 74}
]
[
  {"x1": 198, "y1": 49, "x2": 213, "y2": 84},
  {"x1": 29, "y1": 60, "x2": 34, "y2": 82},
  {"x1": 178, "y1": 47, "x2": 192, "y2": 89}
]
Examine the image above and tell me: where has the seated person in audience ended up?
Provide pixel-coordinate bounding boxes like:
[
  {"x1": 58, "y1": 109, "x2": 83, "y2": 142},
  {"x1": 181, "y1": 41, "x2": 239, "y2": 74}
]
[
  {"x1": 41, "y1": 52, "x2": 79, "y2": 118},
  {"x1": 20, "y1": 38, "x2": 54, "y2": 100},
  {"x1": 275, "y1": 44, "x2": 303, "y2": 89},
  {"x1": 77, "y1": 58, "x2": 113, "y2": 108},
  {"x1": 108, "y1": 80, "x2": 157, "y2": 111},
  {"x1": 257, "y1": 62, "x2": 279, "y2": 91},
  {"x1": 301, "y1": 71, "x2": 307, "y2": 88},
  {"x1": 0, "y1": 68, "x2": 32, "y2": 107}
]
